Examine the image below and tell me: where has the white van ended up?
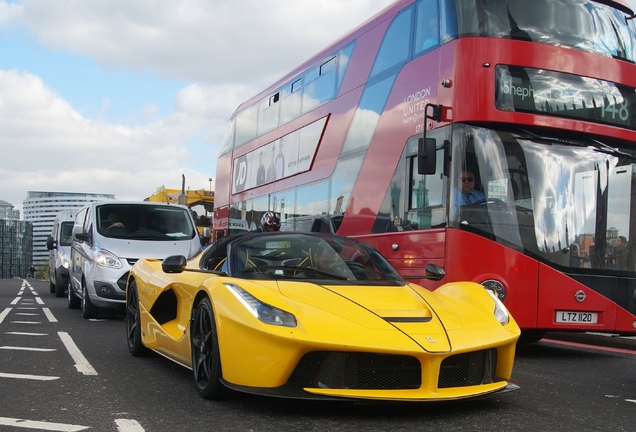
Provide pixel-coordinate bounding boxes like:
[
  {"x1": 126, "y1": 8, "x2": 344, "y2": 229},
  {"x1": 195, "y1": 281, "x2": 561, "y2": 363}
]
[
  {"x1": 69, "y1": 201, "x2": 202, "y2": 319},
  {"x1": 46, "y1": 210, "x2": 76, "y2": 297}
]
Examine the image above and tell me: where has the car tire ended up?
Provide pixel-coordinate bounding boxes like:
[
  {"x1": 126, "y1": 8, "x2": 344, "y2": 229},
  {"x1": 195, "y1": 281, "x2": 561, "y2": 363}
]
[
  {"x1": 68, "y1": 283, "x2": 81, "y2": 309},
  {"x1": 49, "y1": 280, "x2": 55, "y2": 294},
  {"x1": 191, "y1": 297, "x2": 226, "y2": 399},
  {"x1": 55, "y1": 273, "x2": 65, "y2": 298},
  {"x1": 126, "y1": 280, "x2": 149, "y2": 356},
  {"x1": 81, "y1": 283, "x2": 99, "y2": 319}
]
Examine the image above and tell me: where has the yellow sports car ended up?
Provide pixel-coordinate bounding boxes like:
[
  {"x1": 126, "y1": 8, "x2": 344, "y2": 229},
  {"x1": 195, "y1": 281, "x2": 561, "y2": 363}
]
[{"x1": 126, "y1": 232, "x2": 520, "y2": 401}]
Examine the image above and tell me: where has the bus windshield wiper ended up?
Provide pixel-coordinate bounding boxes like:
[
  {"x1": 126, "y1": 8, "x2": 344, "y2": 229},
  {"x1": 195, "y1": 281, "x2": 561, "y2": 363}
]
[{"x1": 513, "y1": 127, "x2": 636, "y2": 162}]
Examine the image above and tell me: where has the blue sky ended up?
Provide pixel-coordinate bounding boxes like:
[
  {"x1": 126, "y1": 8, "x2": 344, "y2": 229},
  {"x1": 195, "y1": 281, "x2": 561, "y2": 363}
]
[{"x1": 0, "y1": 0, "x2": 635, "y2": 214}]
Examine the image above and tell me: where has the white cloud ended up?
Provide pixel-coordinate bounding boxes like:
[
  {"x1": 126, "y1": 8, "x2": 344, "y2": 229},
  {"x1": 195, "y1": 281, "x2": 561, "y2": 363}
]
[
  {"x1": 7, "y1": 0, "x2": 395, "y2": 85},
  {"x1": 0, "y1": 0, "x2": 395, "y2": 213}
]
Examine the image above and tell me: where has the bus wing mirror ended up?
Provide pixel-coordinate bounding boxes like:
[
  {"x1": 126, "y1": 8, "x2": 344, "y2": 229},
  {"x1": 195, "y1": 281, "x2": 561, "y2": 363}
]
[{"x1": 417, "y1": 137, "x2": 437, "y2": 175}]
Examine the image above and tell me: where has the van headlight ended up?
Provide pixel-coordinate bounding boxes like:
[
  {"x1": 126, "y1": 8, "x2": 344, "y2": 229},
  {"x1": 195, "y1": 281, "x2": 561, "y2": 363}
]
[
  {"x1": 487, "y1": 289, "x2": 510, "y2": 325},
  {"x1": 59, "y1": 250, "x2": 70, "y2": 269},
  {"x1": 95, "y1": 248, "x2": 123, "y2": 269},
  {"x1": 225, "y1": 283, "x2": 297, "y2": 327}
]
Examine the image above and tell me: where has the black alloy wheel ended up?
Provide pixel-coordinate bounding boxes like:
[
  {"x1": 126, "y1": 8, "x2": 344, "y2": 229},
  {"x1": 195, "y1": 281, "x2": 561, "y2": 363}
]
[
  {"x1": 126, "y1": 280, "x2": 149, "y2": 356},
  {"x1": 191, "y1": 297, "x2": 226, "y2": 399}
]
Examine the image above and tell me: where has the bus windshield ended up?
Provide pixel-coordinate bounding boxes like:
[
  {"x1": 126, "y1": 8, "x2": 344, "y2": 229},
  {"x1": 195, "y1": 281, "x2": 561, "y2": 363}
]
[
  {"x1": 450, "y1": 124, "x2": 636, "y2": 275},
  {"x1": 449, "y1": 0, "x2": 636, "y2": 63}
]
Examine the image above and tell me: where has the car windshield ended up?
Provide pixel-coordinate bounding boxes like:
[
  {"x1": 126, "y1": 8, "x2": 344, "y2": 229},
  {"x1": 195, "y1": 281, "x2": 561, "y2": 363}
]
[
  {"x1": 97, "y1": 204, "x2": 196, "y2": 240},
  {"x1": 224, "y1": 233, "x2": 405, "y2": 285}
]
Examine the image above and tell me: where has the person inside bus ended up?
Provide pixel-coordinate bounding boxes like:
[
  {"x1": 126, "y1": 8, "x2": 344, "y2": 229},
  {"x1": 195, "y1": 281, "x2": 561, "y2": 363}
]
[
  {"x1": 451, "y1": 168, "x2": 485, "y2": 216},
  {"x1": 613, "y1": 236, "x2": 628, "y2": 270},
  {"x1": 420, "y1": 17, "x2": 439, "y2": 52}
]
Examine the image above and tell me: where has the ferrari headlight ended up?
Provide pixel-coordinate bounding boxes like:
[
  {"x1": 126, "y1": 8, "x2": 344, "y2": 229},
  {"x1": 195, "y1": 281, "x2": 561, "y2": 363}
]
[
  {"x1": 225, "y1": 283, "x2": 297, "y2": 328},
  {"x1": 487, "y1": 289, "x2": 510, "y2": 325}
]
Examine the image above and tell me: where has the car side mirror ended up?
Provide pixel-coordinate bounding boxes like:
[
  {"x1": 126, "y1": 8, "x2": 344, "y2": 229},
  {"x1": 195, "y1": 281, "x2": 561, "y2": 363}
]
[
  {"x1": 75, "y1": 233, "x2": 89, "y2": 242},
  {"x1": 424, "y1": 263, "x2": 445, "y2": 281},
  {"x1": 162, "y1": 255, "x2": 188, "y2": 273},
  {"x1": 46, "y1": 236, "x2": 55, "y2": 250}
]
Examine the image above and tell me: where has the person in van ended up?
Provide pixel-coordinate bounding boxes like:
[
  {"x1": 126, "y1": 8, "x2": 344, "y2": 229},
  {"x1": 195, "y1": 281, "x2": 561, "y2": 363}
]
[{"x1": 101, "y1": 211, "x2": 124, "y2": 232}]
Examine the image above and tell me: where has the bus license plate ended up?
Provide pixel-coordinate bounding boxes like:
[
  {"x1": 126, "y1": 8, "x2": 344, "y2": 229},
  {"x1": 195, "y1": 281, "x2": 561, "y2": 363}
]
[{"x1": 555, "y1": 311, "x2": 598, "y2": 324}]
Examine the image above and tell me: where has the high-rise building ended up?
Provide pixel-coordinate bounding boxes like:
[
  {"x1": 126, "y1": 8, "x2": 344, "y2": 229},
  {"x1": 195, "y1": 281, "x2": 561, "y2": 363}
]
[
  {"x1": 22, "y1": 191, "x2": 116, "y2": 264},
  {"x1": 0, "y1": 200, "x2": 32, "y2": 278}
]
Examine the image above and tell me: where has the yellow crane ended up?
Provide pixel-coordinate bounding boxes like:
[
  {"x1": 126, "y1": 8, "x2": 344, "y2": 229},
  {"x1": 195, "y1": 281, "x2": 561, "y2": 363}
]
[{"x1": 145, "y1": 177, "x2": 214, "y2": 242}]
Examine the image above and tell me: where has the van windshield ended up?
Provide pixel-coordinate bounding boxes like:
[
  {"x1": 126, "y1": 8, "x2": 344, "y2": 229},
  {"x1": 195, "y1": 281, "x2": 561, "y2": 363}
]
[{"x1": 97, "y1": 204, "x2": 196, "y2": 240}]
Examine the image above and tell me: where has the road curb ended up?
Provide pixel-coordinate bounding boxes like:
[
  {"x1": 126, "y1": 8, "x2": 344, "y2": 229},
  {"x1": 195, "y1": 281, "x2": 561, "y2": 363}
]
[{"x1": 544, "y1": 331, "x2": 636, "y2": 351}]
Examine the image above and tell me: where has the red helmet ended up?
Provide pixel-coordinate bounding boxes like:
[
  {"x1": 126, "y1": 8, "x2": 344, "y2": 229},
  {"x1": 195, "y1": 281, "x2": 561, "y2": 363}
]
[{"x1": 261, "y1": 211, "x2": 281, "y2": 232}]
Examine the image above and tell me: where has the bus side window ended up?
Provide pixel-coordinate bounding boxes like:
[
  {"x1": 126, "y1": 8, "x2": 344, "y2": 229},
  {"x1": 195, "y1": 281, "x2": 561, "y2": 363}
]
[{"x1": 415, "y1": 0, "x2": 439, "y2": 55}]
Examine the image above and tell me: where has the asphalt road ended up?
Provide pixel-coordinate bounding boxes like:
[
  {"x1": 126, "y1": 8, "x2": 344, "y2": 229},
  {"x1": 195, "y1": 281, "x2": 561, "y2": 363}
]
[{"x1": 1, "y1": 278, "x2": 635, "y2": 431}]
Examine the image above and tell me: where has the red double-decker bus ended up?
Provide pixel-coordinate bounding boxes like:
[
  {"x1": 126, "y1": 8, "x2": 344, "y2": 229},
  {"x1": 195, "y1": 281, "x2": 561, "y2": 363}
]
[{"x1": 213, "y1": 0, "x2": 636, "y2": 340}]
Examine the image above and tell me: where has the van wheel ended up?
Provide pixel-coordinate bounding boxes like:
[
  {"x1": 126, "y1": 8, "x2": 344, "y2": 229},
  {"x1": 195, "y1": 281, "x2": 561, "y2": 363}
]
[
  {"x1": 55, "y1": 273, "x2": 65, "y2": 298},
  {"x1": 68, "y1": 283, "x2": 81, "y2": 309},
  {"x1": 81, "y1": 284, "x2": 99, "y2": 319}
]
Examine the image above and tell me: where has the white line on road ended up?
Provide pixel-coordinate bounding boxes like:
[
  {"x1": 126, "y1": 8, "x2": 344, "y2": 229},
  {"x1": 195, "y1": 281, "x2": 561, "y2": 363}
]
[
  {"x1": 42, "y1": 308, "x2": 58, "y2": 323},
  {"x1": 0, "y1": 416, "x2": 89, "y2": 431},
  {"x1": 58, "y1": 331, "x2": 98, "y2": 376},
  {"x1": 0, "y1": 308, "x2": 11, "y2": 323},
  {"x1": 35, "y1": 297, "x2": 44, "y2": 305},
  {"x1": 10, "y1": 297, "x2": 21, "y2": 305},
  {"x1": 5, "y1": 332, "x2": 48, "y2": 336},
  {"x1": 10, "y1": 321, "x2": 41, "y2": 325},
  {"x1": 16, "y1": 313, "x2": 39, "y2": 316},
  {"x1": 0, "y1": 346, "x2": 56, "y2": 352},
  {"x1": 0, "y1": 372, "x2": 59, "y2": 381},
  {"x1": 115, "y1": 418, "x2": 146, "y2": 431}
]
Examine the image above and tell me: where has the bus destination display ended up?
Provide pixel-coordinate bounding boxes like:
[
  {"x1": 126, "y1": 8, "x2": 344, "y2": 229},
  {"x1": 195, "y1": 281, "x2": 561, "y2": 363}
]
[{"x1": 495, "y1": 65, "x2": 636, "y2": 131}]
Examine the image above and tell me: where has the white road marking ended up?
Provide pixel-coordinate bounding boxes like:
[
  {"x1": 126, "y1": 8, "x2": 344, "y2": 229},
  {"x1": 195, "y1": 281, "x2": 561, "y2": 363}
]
[
  {"x1": 35, "y1": 297, "x2": 44, "y2": 305},
  {"x1": 10, "y1": 297, "x2": 21, "y2": 305},
  {"x1": 0, "y1": 372, "x2": 59, "y2": 381},
  {"x1": 626, "y1": 399, "x2": 636, "y2": 403},
  {"x1": 10, "y1": 321, "x2": 41, "y2": 325},
  {"x1": 0, "y1": 416, "x2": 89, "y2": 431},
  {"x1": 5, "y1": 332, "x2": 48, "y2": 336},
  {"x1": 42, "y1": 308, "x2": 58, "y2": 323},
  {"x1": 16, "y1": 313, "x2": 39, "y2": 316},
  {"x1": 58, "y1": 332, "x2": 98, "y2": 376},
  {"x1": 0, "y1": 346, "x2": 56, "y2": 352},
  {"x1": 0, "y1": 308, "x2": 11, "y2": 323},
  {"x1": 115, "y1": 418, "x2": 146, "y2": 431}
]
